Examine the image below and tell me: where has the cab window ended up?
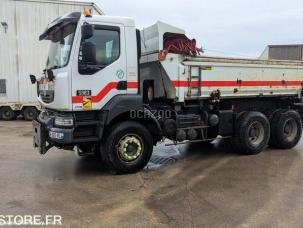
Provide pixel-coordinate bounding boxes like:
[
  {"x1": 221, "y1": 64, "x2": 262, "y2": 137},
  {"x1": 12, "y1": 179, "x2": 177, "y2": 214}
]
[{"x1": 78, "y1": 26, "x2": 120, "y2": 74}]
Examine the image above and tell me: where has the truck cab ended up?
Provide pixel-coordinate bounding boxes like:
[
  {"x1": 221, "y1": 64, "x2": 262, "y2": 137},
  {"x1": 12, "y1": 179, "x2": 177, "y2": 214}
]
[{"x1": 37, "y1": 12, "x2": 139, "y2": 111}]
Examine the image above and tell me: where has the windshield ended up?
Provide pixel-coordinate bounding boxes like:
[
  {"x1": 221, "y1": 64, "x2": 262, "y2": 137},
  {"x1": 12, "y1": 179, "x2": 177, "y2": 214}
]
[{"x1": 46, "y1": 23, "x2": 77, "y2": 70}]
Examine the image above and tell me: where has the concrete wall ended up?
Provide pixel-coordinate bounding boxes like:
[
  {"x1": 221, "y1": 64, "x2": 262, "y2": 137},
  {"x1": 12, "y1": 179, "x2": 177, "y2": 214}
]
[{"x1": 260, "y1": 45, "x2": 303, "y2": 61}]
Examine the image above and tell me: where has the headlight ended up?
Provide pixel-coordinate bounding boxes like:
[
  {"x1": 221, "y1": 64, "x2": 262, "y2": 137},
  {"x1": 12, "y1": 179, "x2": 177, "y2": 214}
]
[{"x1": 54, "y1": 116, "x2": 74, "y2": 127}]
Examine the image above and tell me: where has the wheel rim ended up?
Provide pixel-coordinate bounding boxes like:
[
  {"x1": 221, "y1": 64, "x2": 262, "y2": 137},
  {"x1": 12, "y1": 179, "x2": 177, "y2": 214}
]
[
  {"x1": 4, "y1": 110, "x2": 10, "y2": 117},
  {"x1": 3, "y1": 109, "x2": 12, "y2": 118},
  {"x1": 117, "y1": 134, "x2": 144, "y2": 162},
  {"x1": 283, "y1": 118, "x2": 298, "y2": 142},
  {"x1": 248, "y1": 121, "x2": 265, "y2": 146},
  {"x1": 28, "y1": 111, "x2": 34, "y2": 117}
]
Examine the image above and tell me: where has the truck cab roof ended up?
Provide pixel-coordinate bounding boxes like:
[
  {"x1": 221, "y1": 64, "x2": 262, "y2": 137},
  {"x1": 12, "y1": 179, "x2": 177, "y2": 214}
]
[
  {"x1": 81, "y1": 15, "x2": 135, "y2": 27},
  {"x1": 40, "y1": 12, "x2": 135, "y2": 41}
]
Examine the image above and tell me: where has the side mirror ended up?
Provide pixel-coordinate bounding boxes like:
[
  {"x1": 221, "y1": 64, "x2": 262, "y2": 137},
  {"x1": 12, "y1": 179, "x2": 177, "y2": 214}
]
[
  {"x1": 46, "y1": 69, "x2": 55, "y2": 81},
  {"x1": 29, "y1": 74, "x2": 36, "y2": 84},
  {"x1": 81, "y1": 24, "x2": 94, "y2": 40},
  {"x1": 82, "y1": 41, "x2": 96, "y2": 64}
]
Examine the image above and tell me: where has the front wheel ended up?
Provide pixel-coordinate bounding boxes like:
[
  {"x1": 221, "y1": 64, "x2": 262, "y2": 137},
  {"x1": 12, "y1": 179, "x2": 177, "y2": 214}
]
[
  {"x1": 101, "y1": 121, "x2": 153, "y2": 174},
  {"x1": 269, "y1": 110, "x2": 302, "y2": 149}
]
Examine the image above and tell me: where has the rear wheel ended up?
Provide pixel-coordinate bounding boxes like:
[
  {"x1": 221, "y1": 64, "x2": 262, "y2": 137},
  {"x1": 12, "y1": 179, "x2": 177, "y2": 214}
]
[
  {"x1": 269, "y1": 110, "x2": 302, "y2": 149},
  {"x1": 23, "y1": 107, "x2": 39, "y2": 121},
  {"x1": 0, "y1": 107, "x2": 16, "y2": 121},
  {"x1": 101, "y1": 121, "x2": 153, "y2": 174},
  {"x1": 232, "y1": 111, "x2": 270, "y2": 155}
]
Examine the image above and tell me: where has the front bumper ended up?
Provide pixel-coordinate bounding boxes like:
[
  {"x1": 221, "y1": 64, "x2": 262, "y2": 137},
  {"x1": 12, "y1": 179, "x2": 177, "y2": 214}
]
[{"x1": 33, "y1": 111, "x2": 105, "y2": 154}]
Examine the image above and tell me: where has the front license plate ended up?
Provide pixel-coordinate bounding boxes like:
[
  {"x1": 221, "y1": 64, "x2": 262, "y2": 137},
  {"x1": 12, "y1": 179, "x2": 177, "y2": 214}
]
[
  {"x1": 39, "y1": 83, "x2": 54, "y2": 91},
  {"x1": 49, "y1": 131, "x2": 64, "y2": 140}
]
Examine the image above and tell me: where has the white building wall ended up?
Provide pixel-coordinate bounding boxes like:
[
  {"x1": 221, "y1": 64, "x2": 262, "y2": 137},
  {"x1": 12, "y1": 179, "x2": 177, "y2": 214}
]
[{"x1": 0, "y1": 0, "x2": 102, "y2": 104}]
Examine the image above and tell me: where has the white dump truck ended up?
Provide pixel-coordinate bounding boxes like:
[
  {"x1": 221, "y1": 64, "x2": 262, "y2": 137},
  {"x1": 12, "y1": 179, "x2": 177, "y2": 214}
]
[
  {"x1": 0, "y1": 0, "x2": 102, "y2": 120},
  {"x1": 32, "y1": 11, "x2": 303, "y2": 174}
]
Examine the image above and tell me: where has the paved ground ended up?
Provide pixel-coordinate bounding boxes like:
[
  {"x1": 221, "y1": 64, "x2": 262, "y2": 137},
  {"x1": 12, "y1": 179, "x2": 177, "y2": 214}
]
[{"x1": 0, "y1": 121, "x2": 303, "y2": 227}]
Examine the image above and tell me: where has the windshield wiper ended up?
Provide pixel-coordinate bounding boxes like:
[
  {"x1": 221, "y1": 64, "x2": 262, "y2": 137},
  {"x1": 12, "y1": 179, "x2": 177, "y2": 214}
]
[
  {"x1": 78, "y1": 64, "x2": 108, "y2": 74},
  {"x1": 80, "y1": 64, "x2": 107, "y2": 71},
  {"x1": 49, "y1": 65, "x2": 60, "y2": 70},
  {"x1": 44, "y1": 65, "x2": 60, "y2": 72}
]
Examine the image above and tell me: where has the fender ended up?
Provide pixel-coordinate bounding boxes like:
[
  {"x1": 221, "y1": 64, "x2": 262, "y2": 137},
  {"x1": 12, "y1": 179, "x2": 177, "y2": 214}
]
[
  {"x1": 142, "y1": 107, "x2": 163, "y2": 136},
  {"x1": 102, "y1": 95, "x2": 162, "y2": 135},
  {"x1": 102, "y1": 94, "x2": 143, "y2": 124}
]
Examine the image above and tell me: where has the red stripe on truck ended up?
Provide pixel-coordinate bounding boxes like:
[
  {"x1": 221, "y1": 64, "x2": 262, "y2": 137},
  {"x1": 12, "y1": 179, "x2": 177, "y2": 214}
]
[
  {"x1": 127, "y1": 82, "x2": 139, "y2": 88},
  {"x1": 72, "y1": 80, "x2": 302, "y2": 104},
  {"x1": 172, "y1": 80, "x2": 302, "y2": 87},
  {"x1": 72, "y1": 82, "x2": 139, "y2": 104}
]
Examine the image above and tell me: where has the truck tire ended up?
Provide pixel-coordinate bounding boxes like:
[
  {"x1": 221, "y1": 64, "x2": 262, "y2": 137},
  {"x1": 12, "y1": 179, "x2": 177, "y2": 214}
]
[
  {"x1": 23, "y1": 107, "x2": 39, "y2": 121},
  {"x1": 0, "y1": 107, "x2": 16, "y2": 121},
  {"x1": 269, "y1": 110, "x2": 302, "y2": 149},
  {"x1": 232, "y1": 111, "x2": 270, "y2": 155},
  {"x1": 101, "y1": 121, "x2": 153, "y2": 174}
]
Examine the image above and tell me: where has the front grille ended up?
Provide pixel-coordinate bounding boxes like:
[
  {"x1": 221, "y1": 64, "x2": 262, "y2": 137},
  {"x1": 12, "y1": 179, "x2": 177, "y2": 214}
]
[
  {"x1": 73, "y1": 126, "x2": 97, "y2": 139},
  {"x1": 40, "y1": 91, "x2": 54, "y2": 103},
  {"x1": 75, "y1": 111, "x2": 97, "y2": 121}
]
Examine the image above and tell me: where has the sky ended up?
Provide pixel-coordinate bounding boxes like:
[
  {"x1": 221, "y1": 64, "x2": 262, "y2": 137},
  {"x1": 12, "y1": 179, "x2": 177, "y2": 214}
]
[{"x1": 88, "y1": 0, "x2": 303, "y2": 58}]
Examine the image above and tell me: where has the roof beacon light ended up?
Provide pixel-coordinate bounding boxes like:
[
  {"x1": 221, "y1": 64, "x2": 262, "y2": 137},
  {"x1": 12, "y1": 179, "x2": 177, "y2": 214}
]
[{"x1": 82, "y1": 9, "x2": 91, "y2": 17}]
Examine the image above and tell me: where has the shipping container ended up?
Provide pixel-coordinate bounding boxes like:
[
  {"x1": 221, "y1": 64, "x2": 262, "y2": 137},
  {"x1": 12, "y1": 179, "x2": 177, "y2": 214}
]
[{"x1": 0, "y1": 0, "x2": 102, "y2": 120}]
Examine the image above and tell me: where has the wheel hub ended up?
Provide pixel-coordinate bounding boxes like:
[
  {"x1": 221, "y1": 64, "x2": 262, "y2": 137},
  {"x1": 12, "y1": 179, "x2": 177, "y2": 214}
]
[
  {"x1": 118, "y1": 135, "x2": 143, "y2": 162},
  {"x1": 284, "y1": 124, "x2": 291, "y2": 135},
  {"x1": 248, "y1": 121, "x2": 264, "y2": 146},
  {"x1": 283, "y1": 118, "x2": 298, "y2": 141},
  {"x1": 249, "y1": 128, "x2": 257, "y2": 138}
]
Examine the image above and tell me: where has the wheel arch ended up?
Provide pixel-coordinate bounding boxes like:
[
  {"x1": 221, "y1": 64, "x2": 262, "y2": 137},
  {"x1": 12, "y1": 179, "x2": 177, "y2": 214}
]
[
  {"x1": 102, "y1": 95, "x2": 163, "y2": 144},
  {"x1": 105, "y1": 111, "x2": 162, "y2": 145},
  {"x1": 21, "y1": 105, "x2": 38, "y2": 112}
]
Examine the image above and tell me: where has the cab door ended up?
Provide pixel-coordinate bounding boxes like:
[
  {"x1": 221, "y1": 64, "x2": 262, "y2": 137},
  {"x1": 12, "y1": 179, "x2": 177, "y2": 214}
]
[{"x1": 71, "y1": 22, "x2": 127, "y2": 111}]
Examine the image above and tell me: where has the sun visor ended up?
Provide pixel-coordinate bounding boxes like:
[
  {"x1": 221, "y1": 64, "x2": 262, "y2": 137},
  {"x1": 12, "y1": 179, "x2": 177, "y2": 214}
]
[{"x1": 39, "y1": 12, "x2": 81, "y2": 41}]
